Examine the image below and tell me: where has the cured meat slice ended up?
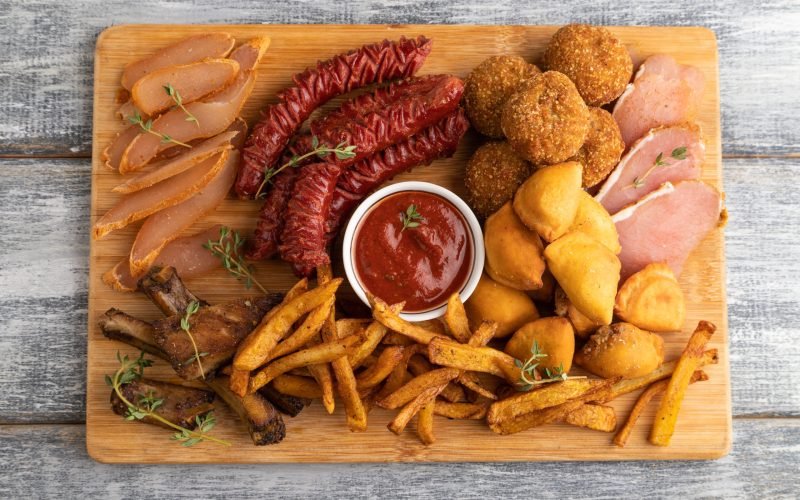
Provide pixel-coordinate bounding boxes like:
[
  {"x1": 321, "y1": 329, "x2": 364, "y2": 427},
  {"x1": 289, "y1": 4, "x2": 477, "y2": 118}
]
[
  {"x1": 612, "y1": 180, "x2": 723, "y2": 281},
  {"x1": 236, "y1": 36, "x2": 433, "y2": 199},
  {"x1": 612, "y1": 54, "x2": 705, "y2": 148},
  {"x1": 596, "y1": 123, "x2": 705, "y2": 214}
]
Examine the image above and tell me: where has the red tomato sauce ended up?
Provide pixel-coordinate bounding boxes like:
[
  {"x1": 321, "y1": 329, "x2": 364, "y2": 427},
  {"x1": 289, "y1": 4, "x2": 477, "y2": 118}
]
[{"x1": 354, "y1": 191, "x2": 472, "y2": 312}]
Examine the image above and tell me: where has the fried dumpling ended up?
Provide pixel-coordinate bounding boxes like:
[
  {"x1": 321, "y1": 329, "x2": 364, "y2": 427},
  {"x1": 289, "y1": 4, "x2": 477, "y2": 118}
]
[
  {"x1": 484, "y1": 202, "x2": 546, "y2": 290},
  {"x1": 513, "y1": 161, "x2": 583, "y2": 242},
  {"x1": 464, "y1": 274, "x2": 540, "y2": 338},
  {"x1": 575, "y1": 322, "x2": 665, "y2": 379},
  {"x1": 554, "y1": 286, "x2": 602, "y2": 339},
  {"x1": 568, "y1": 190, "x2": 621, "y2": 254},
  {"x1": 614, "y1": 262, "x2": 685, "y2": 332}
]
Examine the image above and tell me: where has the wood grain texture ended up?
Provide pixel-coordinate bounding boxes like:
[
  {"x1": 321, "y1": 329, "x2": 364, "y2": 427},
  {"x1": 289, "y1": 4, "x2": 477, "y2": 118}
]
[
  {"x1": 2, "y1": 419, "x2": 800, "y2": 498},
  {"x1": 84, "y1": 24, "x2": 729, "y2": 463},
  {"x1": 0, "y1": 1, "x2": 798, "y2": 156}
]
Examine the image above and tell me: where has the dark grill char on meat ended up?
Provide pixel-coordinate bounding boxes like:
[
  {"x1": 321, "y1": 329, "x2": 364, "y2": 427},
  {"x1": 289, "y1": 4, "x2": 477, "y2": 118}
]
[
  {"x1": 110, "y1": 378, "x2": 215, "y2": 430},
  {"x1": 139, "y1": 265, "x2": 208, "y2": 316}
]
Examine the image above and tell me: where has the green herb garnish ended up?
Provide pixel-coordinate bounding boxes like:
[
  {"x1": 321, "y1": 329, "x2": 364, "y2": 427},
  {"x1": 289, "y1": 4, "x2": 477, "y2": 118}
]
[
  {"x1": 204, "y1": 226, "x2": 267, "y2": 294},
  {"x1": 400, "y1": 204, "x2": 424, "y2": 232}
]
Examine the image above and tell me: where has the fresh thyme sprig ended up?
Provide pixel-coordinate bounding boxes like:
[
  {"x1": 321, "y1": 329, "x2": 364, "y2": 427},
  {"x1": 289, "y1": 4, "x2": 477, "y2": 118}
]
[
  {"x1": 105, "y1": 351, "x2": 229, "y2": 447},
  {"x1": 180, "y1": 301, "x2": 208, "y2": 378},
  {"x1": 255, "y1": 137, "x2": 357, "y2": 197},
  {"x1": 625, "y1": 146, "x2": 688, "y2": 190},
  {"x1": 204, "y1": 226, "x2": 267, "y2": 294},
  {"x1": 128, "y1": 111, "x2": 192, "y2": 148},
  {"x1": 514, "y1": 341, "x2": 570, "y2": 391},
  {"x1": 400, "y1": 204, "x2": 424, "y2": 232},
  {"x1": 163, "y1": 83, "x2": 200, "y2": 126}
]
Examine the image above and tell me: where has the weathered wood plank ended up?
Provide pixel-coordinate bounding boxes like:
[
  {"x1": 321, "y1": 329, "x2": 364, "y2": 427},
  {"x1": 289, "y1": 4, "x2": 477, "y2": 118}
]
[
  {"x1": 0, "y1": 419, "x2": 798, "y2": 497},
  {"x1": 1, "y1": 1, "x2": 798, "y2": 156},
  {"x1": 0, "y1": 156, "x2": 797, "y2": 423}
]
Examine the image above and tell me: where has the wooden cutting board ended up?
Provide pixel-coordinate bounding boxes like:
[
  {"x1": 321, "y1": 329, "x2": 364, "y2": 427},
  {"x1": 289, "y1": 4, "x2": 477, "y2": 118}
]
[{"x1": 87, "y1": 24, "x2": 729, "y2": 463}]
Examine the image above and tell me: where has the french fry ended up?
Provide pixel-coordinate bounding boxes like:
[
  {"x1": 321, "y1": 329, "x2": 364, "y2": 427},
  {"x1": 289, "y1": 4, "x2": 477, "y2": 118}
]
[
  {"x1": 388, "y1": 386, "x2": 441, "y2": 435},
  {"x1": 348, "y1": 304, "x2": 402, "y2": 368},
  {"x1": 381, "y1": 331, "x2": 417, "y2": 346},
  {"x1": 615, "y1": 370, "x2": 707, "y2": 447},
  {"x1": 378, "y1": 367, "x2": 461, "y2": 409},
  {"x1": 428, "y1": 337, "x2": 520, "y2": 383},
  {"x1": 267, "y1": 295, "x2": 335, "y2": 361},
  {"x1": 468, "y1": 320, "x2": 498, "y2": 347},
  {"x1": 443, "y1": 293, "x2": 472, "y2": 343},
  {"x1": 434, "y1": 400, "x2": 489, "y2": 420},
  {"x1": 234, "y1": 278, "x2": 342, "y2": 371},
  {"x1": 564, "y1": 404, "x2": 617, "y2": 432},
  {"x1": 370, "y1": 295, "x2": 449, "y2": 345},
  {"x1": 248, "y1": 334, "x2": 359, "y2": 392},
  {"x1": 356, "y1": 346, "x2": 404, "y2": 390},
  {"x1": 406, "y1": 355, "x2": 465, "y2": 403},
  {"x1": 650, "y1": 321, "x2": 716, "y2": 446},
  {"x1": 270, "y1": 374, "x2": 324, "y2": 399},
  {"x1": 308, "y1": 362, "x2": 335, "y2": 414},
  {"x1": 337, "y1": 318, "x2": 371, "y2": 337},
  {"x1": 229, "y1": 367, "x2": 251, "y2": 398},
  {"x1": 458, "y1": 372, "x2": 497, "y2": 400},
  {"x1": 488, "y1": 379, "x2": 611, "y2": 423},
  {"x1": 608, "y1": 348, "x2": 718, "y2": 401},
  {"x1": 377, "y1": 344, "x2": 424, "y2": 400},
  {"x1": 417, "y1": 400, "x2": 436, "y2": 445},
  {"x1": 318, "y1": 264, "x2": 368, "y2": 432}
]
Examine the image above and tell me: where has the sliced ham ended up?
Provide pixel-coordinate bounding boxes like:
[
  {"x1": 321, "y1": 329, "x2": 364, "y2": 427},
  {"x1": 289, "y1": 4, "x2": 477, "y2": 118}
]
[
  {"x1": 612, "y1": 180, "x2": 723, "y2": 281},
  {"x1": 612, "y1": 55, "x2": 705, "y2": 148},
  {"x1": 596, "y1": 123, "x2": 705, "y2": 214},
  {"x1": 129, "y1": 150, "x2": 239, "y2": 277},
  {"x1": 103, "y1": 225, "x2": 229, "y2": 292}
]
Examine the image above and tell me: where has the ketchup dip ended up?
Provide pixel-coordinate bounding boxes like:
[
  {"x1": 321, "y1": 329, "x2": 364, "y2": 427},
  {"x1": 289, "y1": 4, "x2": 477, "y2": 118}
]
[{"x1": 353, "y1": 191, "x2": 473, "y2": 313}]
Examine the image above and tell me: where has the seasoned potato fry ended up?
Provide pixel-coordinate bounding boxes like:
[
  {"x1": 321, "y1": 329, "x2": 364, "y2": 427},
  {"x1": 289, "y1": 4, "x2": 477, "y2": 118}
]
[
  {"x1": 348, "y1": 306, "x2": 401, "y2": 368},
  {"x1": 615, "y1": 370, "x2": 707, "y2": 447},
  {"x1": 434, "y1": 400, "x2": 490, "y2": 420},
  {"x1": 378, "y1": 368, "x2": 461, "y2": 410},
  {"x1": 504, "y1": 317, "x2": 575, "y2": 373},
  {"x1": 488, "y1": 379, "x2": 610, "y2": 423},
  {"x1": 484, "y1": 202, "x2": 546, "y2": 290},
  {"x1": 458, "y1": 372, "x2": 497, "y2": 400},
  {"x1": 615, "y1": 263, "x2": 686, "y2": 332},
  {"x1": 417, "y1": 401, "x2": 436, "y2": 445},
  {"x1": 544, "y1": 231, "x2": 620, "y2": 325},
  {"x1": 271, "y1": 375, "x2": 324, "y2": 399},
  {"x1": 568, "y1": 190, "x2": 621, "y2": 254},
  {"x1": 235, "y1": 278, "x2": 342, "y2": 371},
  {"x1": 575, "y1": 323, "x2": 664, "y2": 379},
  {"x1": 489, "y1": 387, "x2": 609, "y2": 435},
  {"x1": 388, "y1": 386, "x2": 441, "y2": 435},
  {"x1": 513, "y1": 161, "x2": 584, "y2": 242},
  {"x1": 444, "y1": 293, "x2": 472, "y2": 343},
  {"x1": 381, "y1": 332, "x2": 416, "y2": 346},
  {"x1": 564, "y1": 404, "x2": 616, "y2": 432},
  {"x1": 307, "y1": 362, "x2": 336, "y2": 414},
  {"x1": 336, "y1": 319, "x2": 371, "y2": 337},
  {"x1": 407, "y1": 355, "x2": 466, "y2": 403},
  {"x1": 377, "y1": 345, "x2": 424, "y2": 400},
  {"x1": 228, "y1": 367, "x2": 250, "y2": 398},
  {"x1": 356, "y1": 346, "x2": 404, "y2": 390},
  {"x1": 465, "y1": 274, "x2": 540, "y2": 338},
  {"x1": 650, "y1": 321, "x2": 716, "y2": 446},
  {"x1": 248, "y1": 335, "x2": 359, "y2": 393},
  {"x1": 468, "y1": 320, "x2": 498, "y2": 347},
  {"x1": 370, "y1": 296, "x2": 449, "y2": 344},
  {"x1": 428, "y1": 337, "x2": 520, "y2": 383},
  {"x1": 608, "y1": 349, "x2": 717, "y2": 401},
  {"x1": 267, "y1": 295, "x2": 334, "y2": 361}
]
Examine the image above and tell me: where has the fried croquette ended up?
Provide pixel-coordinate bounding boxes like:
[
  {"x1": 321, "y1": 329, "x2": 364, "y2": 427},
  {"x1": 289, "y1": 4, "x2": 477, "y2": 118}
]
[
  {"x1": 543, "y1": 24, "x2": 633, "y2": 106},
  {"x1": 464, "y1": 55, "x2": 541, "y2": 138},
  {"x1": 571, "y1": 107, "x2": 625, "y2": 188},
  {"x1": 501, "y1": 71, "x2": 590, "y2": 165},
  {"x1": 465, "y1": 141, "x2": 532, "y2": 218}
]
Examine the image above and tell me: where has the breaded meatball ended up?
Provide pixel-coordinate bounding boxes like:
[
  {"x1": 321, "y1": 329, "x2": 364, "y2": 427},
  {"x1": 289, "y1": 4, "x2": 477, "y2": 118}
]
[
  {"x1": 571, "y1": 107, "x2": 625, "y2": 188},
  {"x1": 464, "y1": 56, "x2": 541, "y2": 138},
  {"x1": 543, "y1": 24, "x2": 633, "y2": 106},
  {"x1": 501, "y1": 71, "x2": 590, "y2": 165},
  {"x1": 465, "y1": 141, "x2": 532, "y2": 218}
]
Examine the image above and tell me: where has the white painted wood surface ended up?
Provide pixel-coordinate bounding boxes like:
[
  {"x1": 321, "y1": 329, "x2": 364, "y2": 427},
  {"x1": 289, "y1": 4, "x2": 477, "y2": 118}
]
[{"x1": 0, "y1": 0, "x2": 798, "y2": 496}]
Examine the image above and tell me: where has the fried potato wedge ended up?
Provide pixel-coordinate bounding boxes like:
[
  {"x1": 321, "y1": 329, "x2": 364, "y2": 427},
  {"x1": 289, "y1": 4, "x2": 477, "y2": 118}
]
[
  {"x1": 378, "y1": 367, "x2": 461, "y2": 410},
  {"x1": 544, "y1": 230, "x2": 621, "y2": 325},
  {"x1": 564, "y1": 403, "x2": 616, "y2": 432},
  {"x1": 608, "y1": 348, "x2": 717, "y2": 401},
  {"x1": 568, "y1": 190, "x2": 621, "y2": 254},
  {"x1": 650, "y1": 321, "x2": 716, "y2": 446},
  {"x1": 248, "y1": 334, "x2": 359, "y2": 392},
  {"x1": 468, "y1": 320, "x2": 498, "y2": 347},
  {"x1": 489, "y1": 389, "x2": 607, "y2": 435},
  {"x1": 308, "y1": 362, "x2": 336, "y2": 414},
  {"x1": 434, "y1": 400, "x2": 490, "y2": 420},
  {"x1": 377, "y1": 344, "x2": 425, "y2": 400},
  {"x1": 406, "y1": 356, "x2": 466, "y2": 403},
  {"x1": 234, "y1": 278, "x2": 343, "y2": 371},
  {"x1": 388, "y1": 386, "x2": 441, "y2": 435},
  {"x1": 428, "y1": 337, "x2": 520, "y2": 383},
  {"x1": 484, "y1": 202, "x2": 546, "y2": 290},
  {"x1": 575, "y1": 323, "x2": 664, "y2": 379},
  {"x1": 458, "y1": 371, "x2": 497, "y2": 400},
  {"x1": 615, "y1": 263, "x2": 686, "y2": 332},
  {"x1": 348, "y1": 305, "x2": 401, "y2": 368},
  {"x1": 267, "y1": 295, "x2": 335, "y2": 362},
  {"x1": 370, "y1": 296, "x2": 449, "y2": 345},
  {"x1": 356, "y1": 346, "x2": 404, "y2": 390},
  {"x1": 417, "y1": 400, "x2": 436, "y2": 445},
  {"x1": 465, "y1": 274, "x2": 539, "y2": 338},
  {"x1": 443, "y1": 293, "x2": 472, "y2": 343},
  {"x1": 270, "y1": 375, "x2": 323, "y2": 399},
  {"x1": 132, "y1": 59, "x2": 240, "y2": 116},
  {"x1": 513, "y1": 161, "x2": 583, "y2": 242}
]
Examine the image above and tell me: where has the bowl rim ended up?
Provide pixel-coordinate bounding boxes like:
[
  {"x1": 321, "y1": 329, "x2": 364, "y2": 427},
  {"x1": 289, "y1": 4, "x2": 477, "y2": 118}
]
[{"x1": 341, "y1": 181, "x2": 485, "y2": 322}]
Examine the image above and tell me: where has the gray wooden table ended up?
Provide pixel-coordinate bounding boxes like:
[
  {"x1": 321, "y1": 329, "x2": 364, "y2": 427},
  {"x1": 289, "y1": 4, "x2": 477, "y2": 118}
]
[{"x1": 1, "y1": 1, "x2": 799, "y2": 497}]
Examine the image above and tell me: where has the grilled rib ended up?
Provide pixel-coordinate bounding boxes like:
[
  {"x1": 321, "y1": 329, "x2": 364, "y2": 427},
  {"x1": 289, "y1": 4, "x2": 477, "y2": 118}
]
[
  {"x1": 110, "y1": 378, "x2": 215, "y2": 430},
  {"x1": 139, "y1": 265, "x2": 208, "y2": 316}
]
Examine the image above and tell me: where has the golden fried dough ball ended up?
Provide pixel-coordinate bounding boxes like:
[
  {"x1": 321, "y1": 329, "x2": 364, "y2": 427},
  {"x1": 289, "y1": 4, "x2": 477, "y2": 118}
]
[
  {"x1": 465, "y1": 141, "x2": 532, "y2": 219},
  {"x1": 543, "y1": 24, "x2": 633, "y2": 106},
  {"x1": 554, "y1": 286, "x2": 602, "y2": 339},
  {"x1": 501, "y1": 71, "x2": 590, "y2": 165},
  {"x1": 544, "y1": 231, "x2": 621, "y2": 325},
  {"x1": 464, "y1": 55, "x2": 541, "y2": 137},
  {"x1": 615, "y1": 263, "x2": 686, "y2": 332},
  {"x1": 505, "y1": 317, "x2": 575, "y2": 373},
  {"x1": 568, "y1": 190, "x2": 621, "y2": 254},
  {"x1": 571, "y1": 108, "x2": 625, "y2": 188},
  {"x1": 528, "y1": 270, "x2": 555, "y2": 303},
  {"x1": 575, "y1": 323, "x2": 665, "y2": 379},
  {"x1": 484, "y1": 202, "x2": 546, "y2": 291},
  {"x1": 513, "y1": 161, "x2": 583, "y2": 242},
  {"x1": 464, "y1": 274, "x2": 540, "y2": 338}
]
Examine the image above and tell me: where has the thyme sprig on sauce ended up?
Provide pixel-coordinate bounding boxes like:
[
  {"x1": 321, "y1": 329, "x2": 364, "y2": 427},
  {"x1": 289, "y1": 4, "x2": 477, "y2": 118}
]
[{"x1": 400, "y1": 204, "x2": 424, "y2": 232}]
